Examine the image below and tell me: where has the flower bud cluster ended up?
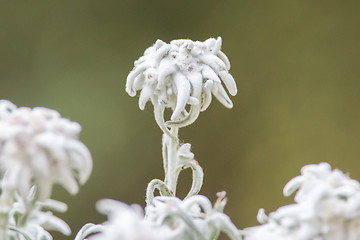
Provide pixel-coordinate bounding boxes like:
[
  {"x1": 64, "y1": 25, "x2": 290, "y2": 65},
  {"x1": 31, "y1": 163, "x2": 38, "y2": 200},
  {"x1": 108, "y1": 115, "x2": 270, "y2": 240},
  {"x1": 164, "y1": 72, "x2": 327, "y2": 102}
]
[
  {"x1": 244, "y1": 163, "x2": 360, "y2": 240},
  {"x1": 126, "y1": 37, "x2": 237, "y2": 134},
  {"x1": 7, "y1": 194, "x2": 71, "y2": 240},
  {"x1": 87, "y1": 199, "x2": 171, "y2": 240},
  {"x1": 0, "y1": 100, "x2": 92, "y2": 240},
  {"x1": 85, "y1": 194, "x2": 240, "y2": 240},
  {"x1": 0, "y1": 100, "x2": 92, "y2": 201}
]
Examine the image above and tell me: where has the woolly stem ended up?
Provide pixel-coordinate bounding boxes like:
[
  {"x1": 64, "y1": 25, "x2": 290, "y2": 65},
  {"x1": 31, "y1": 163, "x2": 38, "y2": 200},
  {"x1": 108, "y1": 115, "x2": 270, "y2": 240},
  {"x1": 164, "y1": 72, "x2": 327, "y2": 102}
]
[{"x1": 164, "y1": 127, "x2": 179, "y2": 195}]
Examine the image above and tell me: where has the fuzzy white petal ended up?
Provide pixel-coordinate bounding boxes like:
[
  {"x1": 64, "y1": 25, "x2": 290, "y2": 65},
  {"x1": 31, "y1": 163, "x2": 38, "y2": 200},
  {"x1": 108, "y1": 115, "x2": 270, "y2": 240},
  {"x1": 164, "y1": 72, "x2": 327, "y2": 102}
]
[
  {"x1": 212, "y1": 84, "x2": 233, "y2": 108},
  {"x1": 139, "y1": 85, "x2": 154, "y2": 110},
  {"x1": 217, "y1": 50, "x2": 231, "y2": 70},
  {"x1": 211, "y1": 36, "x2": 222, "y2": 54},
  {"x1": 126, "y1": 61, "x2": 149, "y2": 96},
  {"x1": 171, "y1": 72, "x2": 191, "y2": 120},
  {"x1": 201, "y1": 65, "x2": 221, "y2": 84},
  {"x1": 219, "y1": 71, "x2": 237, "y2": 96},
  {"x1": 157, "y1": 57, "x2": 177, "y2": 89}
]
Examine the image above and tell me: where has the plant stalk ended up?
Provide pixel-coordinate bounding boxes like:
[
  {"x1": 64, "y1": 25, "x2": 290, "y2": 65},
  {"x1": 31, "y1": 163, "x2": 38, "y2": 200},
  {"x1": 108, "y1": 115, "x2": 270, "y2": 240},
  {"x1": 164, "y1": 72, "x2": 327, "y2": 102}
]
[
  {"x1": 0, "y1": 183, "x2": 14, "y2": 240},
  {"x1": 165, "y1": 127, "x2": 179, "y2": 195}
]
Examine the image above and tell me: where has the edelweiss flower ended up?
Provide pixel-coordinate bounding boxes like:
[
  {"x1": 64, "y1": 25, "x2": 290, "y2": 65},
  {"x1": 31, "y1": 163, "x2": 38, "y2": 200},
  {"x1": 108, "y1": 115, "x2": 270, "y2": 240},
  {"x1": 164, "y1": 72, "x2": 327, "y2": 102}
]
[
  {"x1": 7, "y1": 195, "x2": 71, "y2": 240},
  {"x1": 0, "y1": 100, "x2": 92, "y2": 201},
  {"x1": 244, "y1": 163, "x2": 360, "y2": 240},
  {"x1": 80, "y1": 194, "x2": 240, "y2": 240},
  {"x1": 88, "y1": 199, "x2": 172, "y2": 240},
  {"x1": 145, "y1": 194, "x2": 240, "y2": 240},
  {"x1": 126, "y1": 37, "x2": 237, "y2": 135}
]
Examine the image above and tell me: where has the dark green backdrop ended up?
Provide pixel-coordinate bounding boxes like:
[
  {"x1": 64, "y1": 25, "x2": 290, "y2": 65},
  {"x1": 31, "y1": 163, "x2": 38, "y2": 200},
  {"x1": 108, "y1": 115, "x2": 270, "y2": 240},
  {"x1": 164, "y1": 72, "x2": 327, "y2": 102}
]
[{"x1": 1, "y1": 1, "x2": 360, "y2": 239}]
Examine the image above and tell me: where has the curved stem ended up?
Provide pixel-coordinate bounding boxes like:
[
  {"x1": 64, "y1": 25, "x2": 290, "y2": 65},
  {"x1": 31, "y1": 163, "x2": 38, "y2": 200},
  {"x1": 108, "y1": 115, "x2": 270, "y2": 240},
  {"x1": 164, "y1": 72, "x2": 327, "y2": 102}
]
[
  {"x1": 153, "y1": 101, "x2": 177, "y2": 141},
  {"x1": 146, "y1": 179, "x2": 172, "y2": 205}
]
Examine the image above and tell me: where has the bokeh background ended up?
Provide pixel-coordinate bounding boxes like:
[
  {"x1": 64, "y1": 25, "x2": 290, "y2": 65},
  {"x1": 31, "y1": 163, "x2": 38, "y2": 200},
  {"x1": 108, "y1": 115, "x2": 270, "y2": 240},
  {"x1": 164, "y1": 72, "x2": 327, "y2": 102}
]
[{"x1": 1, "y1": 1, "x2": 360, "y2": 239}]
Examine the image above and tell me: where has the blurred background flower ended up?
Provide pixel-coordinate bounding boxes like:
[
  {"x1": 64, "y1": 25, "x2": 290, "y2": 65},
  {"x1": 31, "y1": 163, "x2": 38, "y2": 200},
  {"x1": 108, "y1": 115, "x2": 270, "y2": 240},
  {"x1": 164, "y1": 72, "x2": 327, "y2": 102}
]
[{"x1": 1, "y1": 1, "x2": 360, "y2": 239}]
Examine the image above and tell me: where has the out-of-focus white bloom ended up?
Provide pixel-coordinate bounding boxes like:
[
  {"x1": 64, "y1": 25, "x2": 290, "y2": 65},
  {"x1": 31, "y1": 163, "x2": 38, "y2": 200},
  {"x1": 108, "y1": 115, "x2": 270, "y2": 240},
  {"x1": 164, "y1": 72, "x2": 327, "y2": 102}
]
[
  {"x1": 145, "y1": 194, "x2": 240, "y2": 240},
  {"x1": 0, "y1": 100, "x2": 92, "y2": 201},
  {"x1": 88, "y1": 199, "x2": 173, "y2": 240},
  {"x1": 83, "y1": 194, "x2": 240, "y2": 240},
  {"x1": 7, "y1": 194, "x2": 71, "y2": 240},
  {"x1": 244, "y1": 163, "x2": 360, "y2": 240},
  {"x1": 125, "y1": 37, "x2": 237, "y2": 135}
]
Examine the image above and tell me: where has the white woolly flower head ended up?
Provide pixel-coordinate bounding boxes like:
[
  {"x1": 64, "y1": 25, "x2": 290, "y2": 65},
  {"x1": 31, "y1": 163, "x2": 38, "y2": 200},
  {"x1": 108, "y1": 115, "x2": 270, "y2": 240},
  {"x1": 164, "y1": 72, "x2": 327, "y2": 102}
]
[
  {"x1": 244, "y1": 163, "x2": 360, "y2": 240},
  {"x1": 88, "y1": 199, "x2": 172, "y2": 240},
  {"x1": 7, "y1": 195, "x2": 71, "y2": 240},
  {"x1": 145, "y1": 194, "x2": 240, "y2": 240},
  {"x1": 126, "y1": 37, "x2": 237, "y2": 135},
  {"x1": 79, "y1": 194, "x2": 240, "y2": 240},
  {"x1": 0, "y1": 100, "x2": 92, "y2": 201}
]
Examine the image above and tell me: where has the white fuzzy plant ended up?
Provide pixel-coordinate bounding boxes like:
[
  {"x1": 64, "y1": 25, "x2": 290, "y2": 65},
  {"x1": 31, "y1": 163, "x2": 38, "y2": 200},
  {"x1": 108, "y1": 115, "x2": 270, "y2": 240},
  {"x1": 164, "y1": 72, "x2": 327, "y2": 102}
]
[
  {"x1": 79, "y1": 37, "x2": 241, "y2": 240},
  {"x1": 0, "y1": 100, "x2": 92, "y2": 240},
  {"x1": 0, "y1": 37, "x2": 359, "y2": 240}
]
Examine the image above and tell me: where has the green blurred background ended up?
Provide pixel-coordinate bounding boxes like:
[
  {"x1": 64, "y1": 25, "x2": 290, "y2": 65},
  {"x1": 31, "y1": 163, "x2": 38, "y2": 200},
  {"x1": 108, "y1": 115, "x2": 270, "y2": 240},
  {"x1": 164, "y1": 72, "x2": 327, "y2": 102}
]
[{"x1": 1, "y1": 1, "x2": 360, "y2": 239}]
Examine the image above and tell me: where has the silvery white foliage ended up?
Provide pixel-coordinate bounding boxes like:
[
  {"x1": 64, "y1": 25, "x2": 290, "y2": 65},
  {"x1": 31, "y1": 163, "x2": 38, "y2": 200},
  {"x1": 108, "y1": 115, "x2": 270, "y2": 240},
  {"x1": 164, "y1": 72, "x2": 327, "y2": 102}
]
[
  {"x1": 7, "y1": 195, "x2": 71, "y2": 240},
  {"x1": 146, "y1": 139, "x2": 203, "y2": 204},
  {"x1": 125, "y1": 37, "x2": 237, "y2": 137},
  {"x1": 171, "y1": 142, "x2": 203, "y2": 198},
  {"x1": 243, "y1": 163, "x2": 360, "y2": 240},
  {"x1": 76, "y1": 37, "x2": 240, "y2": 240},
  {"x1": 145, "y1": 194, "x2": 241, "y2": 240},
  {"x1": 86, "y1": 199, "x2": 173, "y2": 240},
  {"x1": 0, "y1": 100, "x2": 92, "y2": 240},
  {"x1": 79, "y1": 194, "x2": 240, "y2": 240},
  {"x1": 0, "y1": 100, "x2": 92, "y2": 201}
]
